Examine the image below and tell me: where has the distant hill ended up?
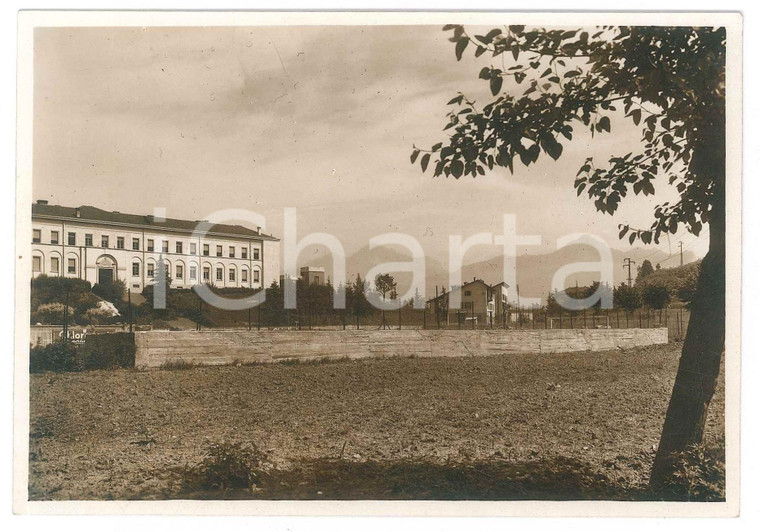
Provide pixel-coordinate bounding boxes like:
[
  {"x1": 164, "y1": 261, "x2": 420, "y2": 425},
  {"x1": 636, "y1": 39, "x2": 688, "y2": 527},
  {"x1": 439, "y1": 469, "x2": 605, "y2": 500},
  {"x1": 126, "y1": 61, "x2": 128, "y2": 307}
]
[{"x1": 303, "y1": 243, "x2": 698, "y2": 304}]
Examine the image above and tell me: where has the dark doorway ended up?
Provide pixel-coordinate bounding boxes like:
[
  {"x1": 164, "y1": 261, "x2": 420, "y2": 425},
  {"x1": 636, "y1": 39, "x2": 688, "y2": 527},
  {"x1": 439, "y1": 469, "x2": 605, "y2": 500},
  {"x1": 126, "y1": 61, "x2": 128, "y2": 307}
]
[{"x1": 98, "y1": 267, "x2": 114, "y2": 285}]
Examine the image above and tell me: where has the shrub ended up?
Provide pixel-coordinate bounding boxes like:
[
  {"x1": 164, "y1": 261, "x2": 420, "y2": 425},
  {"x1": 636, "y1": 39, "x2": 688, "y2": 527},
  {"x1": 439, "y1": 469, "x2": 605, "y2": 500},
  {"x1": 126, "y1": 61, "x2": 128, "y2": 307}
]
[
  {"x1": 29, "y1": 342, "x2": 79, "y2": 373},
  {"x1": 77, "y1": 333, "x2": 135, "y2": 370},
  {"x1": 658, "y1": 443, "x2": 725, "y2": 501},
  {"x1": 30, "y1": 276, "x2": 92, "y2": 308},
  {"x1": 642, "y1": 283, "x2": 671, "y2": 310},
  {"x1": 29, "y1": 333, "x2": 135, "y2": 373},
  {"x1": 161, "y1": 359, "x2": 194, "y2": 371},
  {"x1": 92, "y1": 279, "x2": 126, "y2": 304},
  {"x1": 192, "y1": 442, "x2": 270, "y2": 492},
  {"x1": 30, "y1": 302, "x2": 74, "y2": 325}
]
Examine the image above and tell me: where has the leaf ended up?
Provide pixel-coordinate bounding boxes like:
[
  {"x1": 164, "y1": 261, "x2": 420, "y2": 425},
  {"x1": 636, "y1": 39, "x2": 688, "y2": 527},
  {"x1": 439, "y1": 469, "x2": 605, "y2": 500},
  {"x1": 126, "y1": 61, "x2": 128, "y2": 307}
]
[
  {"x1": 410, "y1": 150, "x2": 420, "y2": 164},
  {"x1": 450, "y1": 159, "x2": 464, "y2": 178},
  {"x1": 455, "y1": 37, "x2": 469, "y2": 61},
  {"x1": 619, "y1": 226, "x2": 629, "y2": 239},
  {"x1": 431, "y1": 142, "x2": 442, "y2": 152},
  {"x1": 541, "y1": 135, "x2": 563, "y2": 160},
  {"x1": 489, "y1": 75, "x2": 503, "y2": 96},
  {"x1": 630, "y1": 108, "x2": 641, "y2": 126},
  {"x1": 479, "y1": 67, "x2": 491, "y2": 80},
  {"x1": 629, "y1": 233, "x2": 637, "y2": 245},
  {"x1": 475, "y1": 46, "x2": 486, "y2": 58},
  {"x1": 421, "y1": 153, "x2": 431, "y2": 172},
  {"x1": 446, "y1": 94, "x2": 463, "y2": 105},
  {"x1": 598, "y1": 116, "x2": 611, "y2": 133}
]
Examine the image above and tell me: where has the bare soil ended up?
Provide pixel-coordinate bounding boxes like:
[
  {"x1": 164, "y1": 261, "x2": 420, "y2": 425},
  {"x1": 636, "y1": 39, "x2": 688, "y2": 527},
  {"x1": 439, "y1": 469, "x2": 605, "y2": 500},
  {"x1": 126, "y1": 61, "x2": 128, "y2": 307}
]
[{"x1": 28, "y1": 342, "x2": 724, "y2": 500}]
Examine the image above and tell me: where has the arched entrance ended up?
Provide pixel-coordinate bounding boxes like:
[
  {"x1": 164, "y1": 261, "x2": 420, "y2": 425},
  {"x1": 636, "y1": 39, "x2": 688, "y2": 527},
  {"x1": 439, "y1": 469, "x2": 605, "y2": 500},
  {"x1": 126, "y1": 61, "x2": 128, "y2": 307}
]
[{"x1": 96, "y1": 255, "x2": 117, "y2": 285}]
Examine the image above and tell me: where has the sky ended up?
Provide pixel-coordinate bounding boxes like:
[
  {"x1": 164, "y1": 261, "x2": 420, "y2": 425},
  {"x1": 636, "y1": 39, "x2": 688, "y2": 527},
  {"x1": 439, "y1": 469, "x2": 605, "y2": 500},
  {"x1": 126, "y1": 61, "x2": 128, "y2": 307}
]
[{"x1": 32, "y1": 25, "x2": 708, "y2": 268}]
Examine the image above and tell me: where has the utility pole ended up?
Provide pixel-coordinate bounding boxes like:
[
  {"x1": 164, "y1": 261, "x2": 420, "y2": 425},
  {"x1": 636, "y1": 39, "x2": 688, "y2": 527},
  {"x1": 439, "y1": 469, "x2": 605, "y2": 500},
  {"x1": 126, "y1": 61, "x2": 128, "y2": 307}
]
[
  {"x1": 623, "y1": 258, "x2": 636, "y2": 287},
  {"x1": 678, "y1": 241, "x2": 684, "y2": 266}
]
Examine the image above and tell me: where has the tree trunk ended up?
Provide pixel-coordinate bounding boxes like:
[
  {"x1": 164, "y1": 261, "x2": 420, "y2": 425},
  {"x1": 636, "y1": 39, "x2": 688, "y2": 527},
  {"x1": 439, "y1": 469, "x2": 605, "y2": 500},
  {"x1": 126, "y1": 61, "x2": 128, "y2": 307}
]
[{"x1": 649, "y1": 133, "x2": 726, "y2": 489}]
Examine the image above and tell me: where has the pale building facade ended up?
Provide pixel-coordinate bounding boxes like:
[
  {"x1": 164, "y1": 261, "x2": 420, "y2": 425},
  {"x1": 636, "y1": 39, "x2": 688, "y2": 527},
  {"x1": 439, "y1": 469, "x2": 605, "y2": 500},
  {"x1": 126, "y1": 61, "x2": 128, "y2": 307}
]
[
  {"x1": 427, "y1": 278, "x2": 510, "y2": 326},
  {"x1": 31, "y1": 201, "x2": 280, "y2": 292}
]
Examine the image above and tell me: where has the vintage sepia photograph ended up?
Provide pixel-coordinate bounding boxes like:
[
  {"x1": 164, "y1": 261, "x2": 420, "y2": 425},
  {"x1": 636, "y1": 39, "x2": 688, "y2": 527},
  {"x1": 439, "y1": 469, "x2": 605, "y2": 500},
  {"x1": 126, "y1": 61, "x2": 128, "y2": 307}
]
[{"x1": 14, "y1": 11, "x2": 741, "y2": 516}]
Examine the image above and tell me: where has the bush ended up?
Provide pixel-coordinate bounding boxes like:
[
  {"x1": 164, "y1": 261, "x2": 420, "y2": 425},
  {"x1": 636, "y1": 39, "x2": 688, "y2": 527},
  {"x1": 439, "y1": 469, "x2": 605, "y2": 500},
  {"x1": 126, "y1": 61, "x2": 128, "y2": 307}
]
[
  {"x1": 92, "y1": 279, "x2": 126, "y2": 304},
  {"x1": 658, "y1": 443, "x2": 725, "y2": 501},
  {"x1": 29, "y1": 342, "x2": 79, "y2": 373},
  {"x1": 642, "y1": 283, "x2": 671, "y2": 310},
  {"x1": 29, "y1": 333, "x2": 135, "y2": 373},
  {"x1": 30, "y1": 276, "x2": 92, "y2": 309},
  {"x1": 190, "y1": 442, "x2": 270, "y2": 492},
  {"x1": 77, "y1": 333, "x2": 135, "y2": 370},
  {"x1": 30, "y1": 302, "x2": 74, "y2": 325}
]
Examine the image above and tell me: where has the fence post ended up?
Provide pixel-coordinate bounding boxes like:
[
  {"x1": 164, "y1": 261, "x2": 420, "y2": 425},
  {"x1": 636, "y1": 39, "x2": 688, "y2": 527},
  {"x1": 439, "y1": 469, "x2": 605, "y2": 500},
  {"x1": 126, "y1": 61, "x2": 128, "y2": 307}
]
[
  {"x1": 422, "y1": 308, "x2": 426, "y2": 330},
  {"x1": 258, "y1": 304, "x2": 261, "y2": 331},
  {"x1": 398, "y1": 307, "x2": 402, "y2": 330}
]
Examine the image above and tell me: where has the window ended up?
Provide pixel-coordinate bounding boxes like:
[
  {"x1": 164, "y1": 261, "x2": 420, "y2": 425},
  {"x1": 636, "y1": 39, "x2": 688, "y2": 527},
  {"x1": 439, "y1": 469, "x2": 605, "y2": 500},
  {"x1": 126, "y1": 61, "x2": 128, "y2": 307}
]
[
  {"x1": 50, "y1": 257, "x2": 59, "y2": 274},
  {"x1": 132, "y1": 262, "x2": 140, "y2": 276},
  {"x1": 32, "y1": 229, "x2": 41, "y2": 243},
  {"x1": 253, "y1": 269, "x2": 260, "y2": 283},
  {"x1": 147, "y1": 263, "x2": 155, "y2": 278},
  {"x1": 241, "y1": 248, "x2": 248, "y2": 259},
  {"x1": 68, "y1": 258, "x2": 76, "y2": 274},
  {"x1": 463, "y1": 301, "x2": 473, "y2": 310},
  {"x1": 85, "y1": 234, "x2": 93, "y2": 247},
  {"x1": 117, "y1": 236, "x2": 125, "y2": 249},
  {"x1": 203, "y1": 244, "x2": 209, "y2": 256},
  {"x1": 176, "y1": 242, "x2": 183, "y2": 254},
  {"x1": 32, "y1": 256, "x2": 41, "y2": 272},
  {"x1": 229, "y1": 246, "x2": 235, "y2": 258},
  {"x1": 68, "y1": 232, "x2": 76, "y2": 246},
  {"x1": 464, "y1": 290, "x2": 472, "y2": 296},
  {"x1": 147, "y1": 239, "x2": 154, "y2": 251},
  {"x1": 51, "y1": 231, "x2": 59, "y2": 245},
  {"x1": 216, "y1": 267, "x2": 223, "y2": 281},
  {"x1": 101, "y1": 235, "x2": 109, "y2": 248},
  {"x1": 190, "y1": 266, "x2": 197, "y2": 280},
  {"x1": 242, "y1": 269, "x2": 248, "y2": 282},
  {"x1": 229, "y1": 269, "x2": 236, "y2": 282},
  {"x1": 216, "y1": 245, "x2": 222, "y2": 257},
  {"x1": 176, "y1": 265, "x2": 183, "y2": 279},
  {"x1": 253, "y1": 248, "x2": 260, "y2": 260},
  {"x1": 162, "y1": 241, "x2": 169, "y2": 253},
  {"x1": 190, "y1": 242, "x2": 197, "y2": 255},
  {"x1": 203, "y1": 267, "x2": 210, "y2": 281},
  {"x1": 132, "y1": 238, "x2": 140, "y2": 250}
]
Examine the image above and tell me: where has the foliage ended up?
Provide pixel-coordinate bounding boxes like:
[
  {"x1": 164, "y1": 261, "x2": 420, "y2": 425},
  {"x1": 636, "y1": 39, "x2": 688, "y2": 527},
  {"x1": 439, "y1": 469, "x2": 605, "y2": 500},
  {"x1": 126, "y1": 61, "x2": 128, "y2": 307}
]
[
  {"x1": 374, "y1": 273, "x2": 397, "y2": 301},
  {"x1": 92, "y1": 278, "x2": 126, "y2": 305},
  {"x1": 413, "y1": 25, "x2": 725, "y2": 246},
  {"x1": 29, "y1": 333, "x2": 135, "y2": 373},
  {"x1": 613, "y1": 283, "x2": 642, "y2": 312},
  {"x1": 30, "y1": 302, "x2": 74, "y2": 325},
  {"x1": 29, "y1": 342, "x2": 79, "y2": 373},
  {"x1": 31, "y1": 276, "x2": 97, "y2": 324},
  {"x1": 641, "y1": 283, "x2": 671, "y2": 310},
  {"x1": 657, "y1": 443, "x2": 725, "y2": 501},
  {"x1": 636, "y1": 259, "x2": 655, "y2": 283},
  {"x1": 192, "y1": 442, "x2": 270, "y2": 492},
  {"x1": 636, "y1": 260, "x2": 701, "y2": 305}
]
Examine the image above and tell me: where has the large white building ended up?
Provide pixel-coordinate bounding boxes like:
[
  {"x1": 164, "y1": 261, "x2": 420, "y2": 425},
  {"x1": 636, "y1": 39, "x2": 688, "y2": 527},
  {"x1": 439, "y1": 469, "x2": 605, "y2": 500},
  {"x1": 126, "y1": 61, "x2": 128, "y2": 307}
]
[{"x1": 31, "y1": 201, "x2": 280, "y2": 292}]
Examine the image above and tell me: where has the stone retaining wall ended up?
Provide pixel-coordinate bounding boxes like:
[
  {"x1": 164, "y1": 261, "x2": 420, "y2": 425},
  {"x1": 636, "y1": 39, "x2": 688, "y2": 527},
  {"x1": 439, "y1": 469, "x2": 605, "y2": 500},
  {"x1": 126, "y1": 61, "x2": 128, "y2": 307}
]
[{"x1": 134, "y1": 328, "x2": 668, "y2": 368}]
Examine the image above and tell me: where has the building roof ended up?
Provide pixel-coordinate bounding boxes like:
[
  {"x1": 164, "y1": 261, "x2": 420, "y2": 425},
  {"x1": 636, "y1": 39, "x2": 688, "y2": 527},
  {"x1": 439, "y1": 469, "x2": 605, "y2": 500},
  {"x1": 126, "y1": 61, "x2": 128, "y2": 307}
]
[{"x1": 32, "y1": 202, "x2": 279, "y2": 241}]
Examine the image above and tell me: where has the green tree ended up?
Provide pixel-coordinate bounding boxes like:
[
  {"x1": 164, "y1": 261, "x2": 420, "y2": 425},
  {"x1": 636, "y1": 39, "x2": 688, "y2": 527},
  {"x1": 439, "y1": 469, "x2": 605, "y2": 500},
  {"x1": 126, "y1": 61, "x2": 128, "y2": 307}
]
[
  {"x1": 636, "y1": 259, "x2": 655, "y2": 283},
  {"x1": 614, "y1": 282, "x2": 642, "y2": 313},
  {"x1": 414, "y1": 25, "x2": 725, "y2": 486},
  {"x1": 642, "y1": 283, "x2": 672, "y2": 310}
]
